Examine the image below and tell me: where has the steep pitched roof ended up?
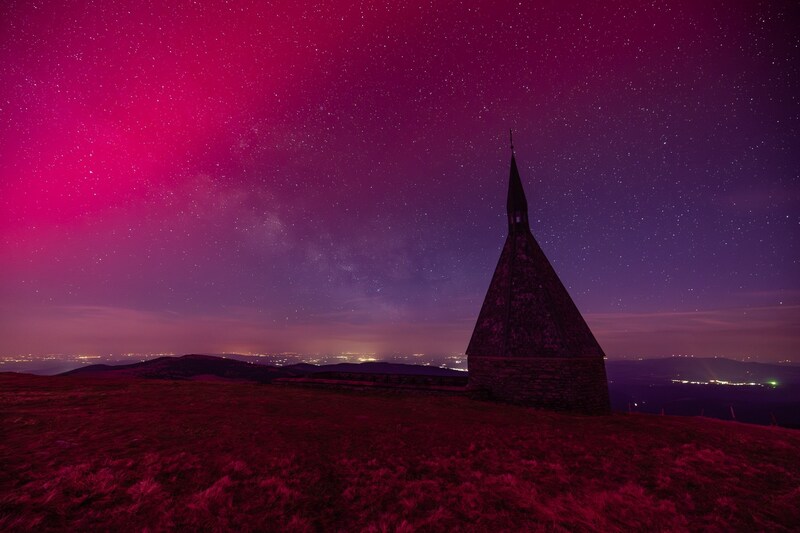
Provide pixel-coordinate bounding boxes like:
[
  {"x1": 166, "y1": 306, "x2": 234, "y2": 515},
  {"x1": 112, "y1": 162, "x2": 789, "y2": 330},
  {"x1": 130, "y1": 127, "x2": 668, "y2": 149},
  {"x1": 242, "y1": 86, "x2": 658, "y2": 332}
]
[
  {"x1": 466, "y1": 155, "x2": 605, "y2": 359},
  {"x1": 506, "y1": 155, "x2": 528, "y2": 217}
]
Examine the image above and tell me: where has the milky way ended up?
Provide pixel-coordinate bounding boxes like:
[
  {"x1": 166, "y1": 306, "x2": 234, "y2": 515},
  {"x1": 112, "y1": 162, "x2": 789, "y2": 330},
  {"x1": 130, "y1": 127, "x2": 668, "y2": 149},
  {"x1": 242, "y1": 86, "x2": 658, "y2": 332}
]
[{"x1": 1, "y1": 1, "x2": 797, "y2": 360}]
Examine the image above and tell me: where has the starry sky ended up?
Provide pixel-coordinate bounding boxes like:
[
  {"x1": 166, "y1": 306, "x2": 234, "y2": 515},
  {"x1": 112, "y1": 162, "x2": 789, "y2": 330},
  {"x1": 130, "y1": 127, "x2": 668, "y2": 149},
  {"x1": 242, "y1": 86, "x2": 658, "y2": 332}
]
[{"x1": 1, "y1": 0, "x2": 798, "y2": 361}]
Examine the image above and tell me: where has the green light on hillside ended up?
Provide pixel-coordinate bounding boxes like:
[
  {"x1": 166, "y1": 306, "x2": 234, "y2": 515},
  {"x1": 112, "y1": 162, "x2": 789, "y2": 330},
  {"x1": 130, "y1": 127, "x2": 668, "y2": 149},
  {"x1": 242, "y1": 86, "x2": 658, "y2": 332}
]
[{"x1": 767, "y1": 380, "x2": 778, "y2": 387}]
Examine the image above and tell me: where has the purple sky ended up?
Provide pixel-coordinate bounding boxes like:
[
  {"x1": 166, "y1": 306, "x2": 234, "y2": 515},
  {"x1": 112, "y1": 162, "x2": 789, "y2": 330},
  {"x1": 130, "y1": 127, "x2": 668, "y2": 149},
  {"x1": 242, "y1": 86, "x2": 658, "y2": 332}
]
[{"x1": 1, "y1": 1, "x2": 798, "y2": 361}]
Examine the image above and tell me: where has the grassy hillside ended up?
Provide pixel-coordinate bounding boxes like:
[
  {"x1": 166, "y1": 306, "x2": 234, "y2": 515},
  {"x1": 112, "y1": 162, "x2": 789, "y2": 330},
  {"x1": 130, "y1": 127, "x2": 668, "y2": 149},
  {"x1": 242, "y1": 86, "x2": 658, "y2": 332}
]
[{"x1": 1, "y1": 374, "x2": 798, "y2": 531}]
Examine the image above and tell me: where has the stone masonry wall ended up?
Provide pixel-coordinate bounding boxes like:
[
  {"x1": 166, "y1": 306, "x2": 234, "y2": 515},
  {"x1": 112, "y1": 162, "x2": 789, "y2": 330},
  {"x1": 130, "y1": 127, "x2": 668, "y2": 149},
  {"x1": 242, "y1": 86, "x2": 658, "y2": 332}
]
[{"x1": 468, "y1": 356, "x2": 610, "y2": 415}]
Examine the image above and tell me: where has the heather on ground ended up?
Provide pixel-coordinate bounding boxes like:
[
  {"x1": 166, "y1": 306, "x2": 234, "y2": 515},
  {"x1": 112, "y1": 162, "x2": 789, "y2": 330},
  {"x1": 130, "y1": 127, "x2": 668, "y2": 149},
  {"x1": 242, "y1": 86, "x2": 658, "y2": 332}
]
[{"x1": 1, "y1": 374, "x2": 799, "y2": 531}]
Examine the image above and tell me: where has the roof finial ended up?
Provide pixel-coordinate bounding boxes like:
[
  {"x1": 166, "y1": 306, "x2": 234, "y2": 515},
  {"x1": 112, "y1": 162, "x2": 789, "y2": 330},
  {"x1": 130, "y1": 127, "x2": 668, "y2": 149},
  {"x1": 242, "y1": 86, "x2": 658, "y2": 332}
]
[{"x1": 509, "y1": 129, "x2": 515, "y2": 156}]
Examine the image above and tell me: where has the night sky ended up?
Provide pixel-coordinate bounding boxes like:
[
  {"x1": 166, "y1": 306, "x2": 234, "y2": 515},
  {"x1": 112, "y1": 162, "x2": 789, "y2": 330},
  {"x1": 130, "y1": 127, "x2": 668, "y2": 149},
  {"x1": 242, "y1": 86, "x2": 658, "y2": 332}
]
[{"x1": 1, "y1": 1, "x2": 797, "y2": 361}]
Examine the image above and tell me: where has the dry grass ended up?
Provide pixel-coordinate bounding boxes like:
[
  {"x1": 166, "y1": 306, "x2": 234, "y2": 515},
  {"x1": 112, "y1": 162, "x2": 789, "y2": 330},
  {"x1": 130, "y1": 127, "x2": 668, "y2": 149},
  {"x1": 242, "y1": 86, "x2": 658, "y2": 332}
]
[{"x1": 1, "y1": 374, "x2": 799, "y2": 531}]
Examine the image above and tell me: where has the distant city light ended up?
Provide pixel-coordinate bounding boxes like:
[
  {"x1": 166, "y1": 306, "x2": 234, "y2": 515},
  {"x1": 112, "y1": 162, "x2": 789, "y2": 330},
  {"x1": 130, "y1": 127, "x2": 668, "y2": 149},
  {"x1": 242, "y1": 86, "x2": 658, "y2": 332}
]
[{"x1": 671, "y1": 379, "x2": 778, "y2": 387}]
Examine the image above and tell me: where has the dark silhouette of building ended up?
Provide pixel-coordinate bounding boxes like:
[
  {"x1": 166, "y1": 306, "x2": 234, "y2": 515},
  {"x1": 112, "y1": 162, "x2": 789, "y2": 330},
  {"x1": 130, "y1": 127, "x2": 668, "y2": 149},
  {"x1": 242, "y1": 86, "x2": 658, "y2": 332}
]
[{"x1": 467, "y1": 136, "x2": 610, "y2": 414}]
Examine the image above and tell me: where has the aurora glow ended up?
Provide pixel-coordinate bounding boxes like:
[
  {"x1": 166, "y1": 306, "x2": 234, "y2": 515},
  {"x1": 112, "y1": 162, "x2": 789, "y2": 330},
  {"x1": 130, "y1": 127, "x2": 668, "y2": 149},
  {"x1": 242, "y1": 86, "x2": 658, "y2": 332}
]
[{"x1": 1, "y1": 1, "x2": 797, "y2": 361}]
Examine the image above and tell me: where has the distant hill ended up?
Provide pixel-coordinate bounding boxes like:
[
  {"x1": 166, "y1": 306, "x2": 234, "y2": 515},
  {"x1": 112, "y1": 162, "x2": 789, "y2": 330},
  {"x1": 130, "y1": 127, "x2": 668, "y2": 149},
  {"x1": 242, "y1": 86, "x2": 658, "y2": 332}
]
[
  {"x1": 606, "y1": 357, "x2": 800, "y2": 384},
  {"x1": 606, "y1": 357, "x2": 800, "y2": 427},
  {"x1": 60, "y1": 355, "x2": 463, "y2": 382},
  {"x1": 60, "y1": 354, "x2": 299, "y2": 383},
  {"x1": 57, "y1": 355, "x2": 800, "y2": 385}
]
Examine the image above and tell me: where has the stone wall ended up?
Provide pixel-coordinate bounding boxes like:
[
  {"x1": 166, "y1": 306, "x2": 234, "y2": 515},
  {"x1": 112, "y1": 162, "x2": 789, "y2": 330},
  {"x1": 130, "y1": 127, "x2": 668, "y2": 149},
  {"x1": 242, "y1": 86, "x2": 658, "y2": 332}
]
[{"x1": 468, "y1": 355, "x2": 610, "y2": 415}]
